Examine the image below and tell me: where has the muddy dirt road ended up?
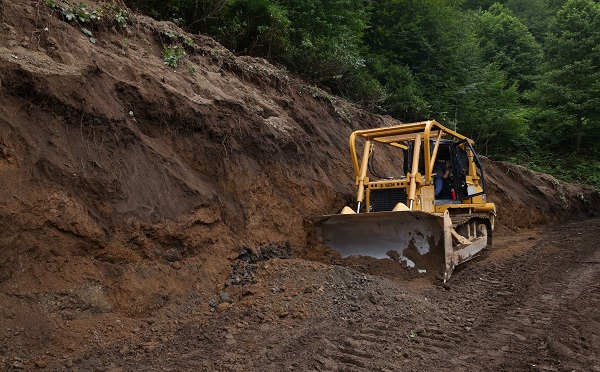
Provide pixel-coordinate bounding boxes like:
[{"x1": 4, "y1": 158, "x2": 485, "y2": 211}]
[{"x1": 20, "y1": 219, "x2": 595, "y2": 372}]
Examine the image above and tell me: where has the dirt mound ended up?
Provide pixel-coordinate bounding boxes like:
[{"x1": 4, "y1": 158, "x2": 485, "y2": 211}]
[
  {"x1": 484, "y1": 158, "x2": 599, "y2": 230},
  {"x1": 1, "y1": 1, "x2": 599, "y2": 370}
]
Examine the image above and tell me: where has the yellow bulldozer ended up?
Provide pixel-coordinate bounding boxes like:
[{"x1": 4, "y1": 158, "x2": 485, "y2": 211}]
[{"x1": 318, "y1": 120, "x2": 496, "y2": 281}]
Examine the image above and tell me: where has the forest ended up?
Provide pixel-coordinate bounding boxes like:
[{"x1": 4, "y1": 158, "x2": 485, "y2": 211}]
[{"x1": 122, "y1": 0, "x2": 600, "y2": 190}]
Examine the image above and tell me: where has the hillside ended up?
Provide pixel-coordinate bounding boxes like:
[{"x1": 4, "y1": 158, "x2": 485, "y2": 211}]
[{"x1": 1, "y1": 1, "x2": 599, "y2": 370}]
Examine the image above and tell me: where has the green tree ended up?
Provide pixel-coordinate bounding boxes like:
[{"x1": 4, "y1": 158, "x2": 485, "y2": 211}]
[
  {"x1": 214, "y1": 0, "x2": 290, "y2": 57},
  {"x1": 365, "y1": 0, "x2": 469, "y2": 119},
  {"x1": 453, "y1": 65, "x2": 526, "y2": 154},
  {"x1": 461, "y1": 0, "x2": 501, "y2": 10},
  {"x1": 367, "y1": 55, "x2": 429, "y2": 120},
  {"x1": 532, "y1": 0, "x2": 600, "y2": 153},
  {"x1": 474, "y1": 3, "x2": 543, "y2": 92},
  {"x1": 123, "y1": 0, "x2": 228, "y2": 33},
  {"x1": 211, "y1": 0, "x2": 372, "y2": 98},
  {"x1": 276, "y1": 0, "x2": 370, "y2": 84},
  {"x1": 364, "y1": 0, "x2": 525, "y2": 152},
  {"x1": 505, "y1": 0, "x2": 552, "y2": 40}
]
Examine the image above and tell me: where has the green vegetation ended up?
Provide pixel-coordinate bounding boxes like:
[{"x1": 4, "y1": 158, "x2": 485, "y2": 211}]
[
  {"x1": 44, "y1": 1, "x2": 101, "y2": 43},
  {"x1": 162, "y1": 44, "x2": 185, "y2": 68},
  {"x1": 158, "y1": 29, "x2": 204, "y2": 69},
  {"x1": 45, "y1": 1, "x2": 132, "y2": 42},
  {"x1": 100, "y1": 1, "x2": 132, "y2": 28},
  {"x1": 62, "y1": 2, "x2": 100, "y2": 23},
  {"x1": 119, "y1": 0, "x2": 600, "y2": 190}
]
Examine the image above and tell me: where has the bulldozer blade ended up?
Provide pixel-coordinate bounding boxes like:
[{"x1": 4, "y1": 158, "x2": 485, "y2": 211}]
[{"x1": 317, "y1": 210, "x2": 450, "y2": 274}]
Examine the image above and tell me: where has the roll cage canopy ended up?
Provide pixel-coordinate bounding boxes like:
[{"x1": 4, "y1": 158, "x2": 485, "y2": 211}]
[{"x1": 349, "y1": 120, "x2": 472, "y2": 184}]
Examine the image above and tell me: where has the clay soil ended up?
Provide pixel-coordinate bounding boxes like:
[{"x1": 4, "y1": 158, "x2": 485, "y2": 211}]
[{"x1": 1, "y1": 1, "x2": 600, "y2": 371}]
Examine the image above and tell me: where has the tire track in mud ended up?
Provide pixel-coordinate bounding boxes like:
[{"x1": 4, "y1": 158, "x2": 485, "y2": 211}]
[
  {"x1": 190, "y1": 266, "x2": 447, "y2": 371},
  {"x1": 181, "y1": 220, "x2": 600, "y2": 372},
  {"x1": 312, "y1": 320, "x2": 408, "y2": 371},
  {"x1": 293, "y1": 271, "x2": 450, "y2": 371},
  {"x1": 422, "y1": 219, "x2": 600, "y2": 371}
]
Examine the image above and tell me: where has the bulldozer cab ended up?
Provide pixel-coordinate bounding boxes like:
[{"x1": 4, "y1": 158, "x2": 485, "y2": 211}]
[
  {"x1": 348, "y1": 120, "x2": 491, "y2": 213},
  {"x1": 404, "y1": 138, "x2": 487, "y2": 202}
]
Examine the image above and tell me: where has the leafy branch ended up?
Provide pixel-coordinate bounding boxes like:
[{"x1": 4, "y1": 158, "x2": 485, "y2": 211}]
[
  {"x1": 44, "y1": 0, "x2": 101, "y2": 43},
  {"x1": 162, "y1": 44, "x2": 185, "y2": 68},
  {"x1": 44, "y1": 0, "x2": 131, "y2": 43}
]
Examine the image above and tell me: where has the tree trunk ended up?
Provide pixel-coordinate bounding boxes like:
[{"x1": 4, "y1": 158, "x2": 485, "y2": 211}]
[{"x1": 575, "y1": 114, "x2": 583, "y2": 154}]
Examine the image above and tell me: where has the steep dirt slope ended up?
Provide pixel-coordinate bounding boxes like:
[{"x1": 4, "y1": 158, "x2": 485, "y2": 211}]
[
  {"x1": 483, "y1": 159, "x2": 598, "y2": 230},
  {"x1": 0, "y1": 1, "x2": 396, "y2": 365},
  {"x1": 1, "y1": 1, "x2": 599, "y2": 370}
]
